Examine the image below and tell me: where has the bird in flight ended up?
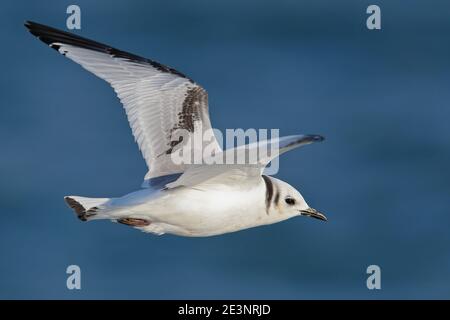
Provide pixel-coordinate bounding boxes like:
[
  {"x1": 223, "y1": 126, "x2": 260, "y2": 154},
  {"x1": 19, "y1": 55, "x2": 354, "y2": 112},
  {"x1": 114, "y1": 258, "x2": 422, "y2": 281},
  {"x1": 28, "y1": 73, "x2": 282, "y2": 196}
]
[{"x1": 25, "y1": 21, "x2": 327, "y2": 237}]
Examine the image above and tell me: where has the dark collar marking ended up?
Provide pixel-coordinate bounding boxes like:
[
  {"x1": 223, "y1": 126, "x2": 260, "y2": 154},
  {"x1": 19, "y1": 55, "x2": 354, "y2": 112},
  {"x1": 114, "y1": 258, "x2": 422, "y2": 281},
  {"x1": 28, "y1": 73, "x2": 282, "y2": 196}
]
[
  {"x1": 262, "y1": 175, "x2": 274, "y2": 214},
  {"x1": 274, "y1": 191, "x2": 280, "y2": 206}
]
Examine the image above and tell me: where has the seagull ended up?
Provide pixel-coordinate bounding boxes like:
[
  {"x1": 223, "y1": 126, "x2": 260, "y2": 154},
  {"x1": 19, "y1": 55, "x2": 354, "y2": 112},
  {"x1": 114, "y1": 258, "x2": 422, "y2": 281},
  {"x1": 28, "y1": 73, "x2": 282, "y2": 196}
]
[{"x1": 25, "y1": 21, "x2": 327, "y2": 237}]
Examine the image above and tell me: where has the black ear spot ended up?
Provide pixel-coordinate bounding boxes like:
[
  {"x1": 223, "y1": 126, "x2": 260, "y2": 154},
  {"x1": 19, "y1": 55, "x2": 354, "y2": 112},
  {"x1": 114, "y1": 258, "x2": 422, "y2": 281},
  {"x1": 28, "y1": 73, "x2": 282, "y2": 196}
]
[{"x1": 285, "y1": 197, "x2": 296, "y2": 205}]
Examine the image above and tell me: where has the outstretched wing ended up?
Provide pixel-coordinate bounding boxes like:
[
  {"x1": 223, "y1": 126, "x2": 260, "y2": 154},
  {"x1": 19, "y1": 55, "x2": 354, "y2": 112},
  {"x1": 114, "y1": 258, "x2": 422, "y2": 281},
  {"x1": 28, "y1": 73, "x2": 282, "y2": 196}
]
[
  {"x1": 165, "y1": 134, "x2": 324, "y2": 189},
  {"x1": 25, "y1": 21, "x2": 222, "y2": 180},
  {"x1": 203, "y1": 134, "x2": 324, "y2": 167}
]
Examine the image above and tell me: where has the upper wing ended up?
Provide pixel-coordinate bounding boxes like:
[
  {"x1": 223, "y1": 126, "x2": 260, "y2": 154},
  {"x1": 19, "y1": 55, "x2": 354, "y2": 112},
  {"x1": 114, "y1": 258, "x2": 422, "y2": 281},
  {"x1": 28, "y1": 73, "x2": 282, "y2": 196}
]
[
  {"x1": 25, "y1": 21, "x2": 222, "y2": 179},
  {"x1": 165, "y1": 134, "x2": 324, "y2": 189},
  {"x1": 207, "y1": 134, "x2": 324, "y2": 167}
]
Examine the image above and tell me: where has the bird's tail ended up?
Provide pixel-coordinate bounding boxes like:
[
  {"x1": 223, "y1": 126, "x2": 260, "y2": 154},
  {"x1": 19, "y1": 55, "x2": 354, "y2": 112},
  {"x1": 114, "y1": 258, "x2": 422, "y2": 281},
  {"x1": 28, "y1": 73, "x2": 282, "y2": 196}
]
[{"x1": 64, "y1": 196, "x2": 111, "y2": 221}]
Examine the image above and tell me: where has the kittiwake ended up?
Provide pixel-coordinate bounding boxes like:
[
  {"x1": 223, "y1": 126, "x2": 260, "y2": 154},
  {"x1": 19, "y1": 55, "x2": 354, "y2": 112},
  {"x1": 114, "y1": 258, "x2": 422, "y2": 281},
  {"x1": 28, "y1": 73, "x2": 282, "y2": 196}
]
[{"x1": 25, "y1": 21, "x2": 327, "y2": 237}]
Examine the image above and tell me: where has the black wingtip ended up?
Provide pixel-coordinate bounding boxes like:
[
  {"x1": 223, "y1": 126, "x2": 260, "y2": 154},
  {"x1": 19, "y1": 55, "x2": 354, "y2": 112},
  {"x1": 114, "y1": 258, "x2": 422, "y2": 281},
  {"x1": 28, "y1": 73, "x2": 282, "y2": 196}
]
[
  {"x1": 25, "y1": 20, "x2": 53, "y2": 31},
  {"x1": 24, "y1": 20, "x2": 42, "y2": 33},
  {"x1": 24, "y1": 20, "x2": 58, "y2": 47},
  {"x1": 301, "y1": 134, "x2": 325, "y2": 143},
  {"x1": 311, "y1": 134, "x2": 325, "y2": 142},
  {"x1": 23, "y1": 20, "x2": 192, "y2": 80},
  {"x1": 24, "y1": 20, "x2": 69, "y2": 50},
  {"x1": 24, "y1": 20, "x2": 35, "y2": 34}
]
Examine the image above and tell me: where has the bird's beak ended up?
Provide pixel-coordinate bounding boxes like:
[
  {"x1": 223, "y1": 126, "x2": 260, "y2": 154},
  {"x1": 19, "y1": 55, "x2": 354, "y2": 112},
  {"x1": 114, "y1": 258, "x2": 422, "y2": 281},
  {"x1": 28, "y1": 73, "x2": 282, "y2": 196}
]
[{"x1": 300, "y1": 207, "x2": 327, "y2": 221}]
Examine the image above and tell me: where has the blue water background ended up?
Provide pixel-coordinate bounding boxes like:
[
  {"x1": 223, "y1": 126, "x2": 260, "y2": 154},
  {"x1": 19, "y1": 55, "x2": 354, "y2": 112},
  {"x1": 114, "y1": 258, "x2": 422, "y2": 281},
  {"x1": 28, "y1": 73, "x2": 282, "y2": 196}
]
[{"x1": 0, "y1": 0, "x2": 449, "y2": 298}]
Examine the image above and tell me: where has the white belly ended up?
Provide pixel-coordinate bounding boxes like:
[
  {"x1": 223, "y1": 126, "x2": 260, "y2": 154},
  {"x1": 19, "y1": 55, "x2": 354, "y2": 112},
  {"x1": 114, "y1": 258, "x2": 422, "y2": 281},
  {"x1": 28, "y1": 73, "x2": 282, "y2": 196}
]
[{"x1": 120, "y1": 183, "x2": 271, "y2": 236}]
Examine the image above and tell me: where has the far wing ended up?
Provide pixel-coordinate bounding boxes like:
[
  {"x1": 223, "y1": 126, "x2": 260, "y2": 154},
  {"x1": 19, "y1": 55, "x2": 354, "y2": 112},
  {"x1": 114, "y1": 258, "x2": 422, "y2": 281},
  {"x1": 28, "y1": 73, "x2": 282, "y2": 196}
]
[
  {"x1": 213, "y1": 134, "x2": 324, "y2": 167},
  {"x1": 165, "y1": 134, "x2": 324, "y2": 189}
]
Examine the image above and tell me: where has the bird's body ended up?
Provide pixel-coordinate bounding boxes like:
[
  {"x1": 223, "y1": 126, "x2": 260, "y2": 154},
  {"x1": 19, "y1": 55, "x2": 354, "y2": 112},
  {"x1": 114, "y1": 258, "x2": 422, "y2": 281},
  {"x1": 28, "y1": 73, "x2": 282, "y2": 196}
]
[
  {"x1": 97, "y1": 176, "x2": 269, "y2": 237},
  {"x1": 68, "y1": 174, "x2": 301, "y2": 237},
  {"x1": 26, "y1": 21, "x2": 327, "y2": 237}
]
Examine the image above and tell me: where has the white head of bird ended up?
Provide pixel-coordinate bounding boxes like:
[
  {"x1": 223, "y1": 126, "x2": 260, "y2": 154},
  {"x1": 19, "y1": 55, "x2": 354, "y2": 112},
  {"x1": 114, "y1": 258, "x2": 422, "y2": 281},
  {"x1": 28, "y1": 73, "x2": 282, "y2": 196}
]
[{"x1": 263, "y1": 176, "x2": 327, "y2": 221}]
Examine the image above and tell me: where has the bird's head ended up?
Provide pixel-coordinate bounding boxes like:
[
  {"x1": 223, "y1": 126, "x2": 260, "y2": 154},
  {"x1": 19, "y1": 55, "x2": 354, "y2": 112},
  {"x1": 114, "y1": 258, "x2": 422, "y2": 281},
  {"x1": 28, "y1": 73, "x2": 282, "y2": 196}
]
[{"x1": 263, "y1": 176, "x2": 327, "y2": 222}]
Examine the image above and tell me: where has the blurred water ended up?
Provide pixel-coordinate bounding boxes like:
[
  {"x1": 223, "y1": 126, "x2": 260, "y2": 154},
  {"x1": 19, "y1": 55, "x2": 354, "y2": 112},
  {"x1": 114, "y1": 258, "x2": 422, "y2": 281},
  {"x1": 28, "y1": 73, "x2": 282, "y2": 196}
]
[{"x1": 0, "y1": 0, "x2": 449, "y2": 299}]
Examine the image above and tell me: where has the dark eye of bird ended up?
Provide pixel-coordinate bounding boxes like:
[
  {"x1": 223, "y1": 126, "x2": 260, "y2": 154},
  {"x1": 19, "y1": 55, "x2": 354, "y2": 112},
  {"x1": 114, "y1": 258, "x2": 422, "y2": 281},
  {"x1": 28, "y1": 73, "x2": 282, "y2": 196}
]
[{"x1": 285, "y1": 197, "x2": 296, "y2": 205}]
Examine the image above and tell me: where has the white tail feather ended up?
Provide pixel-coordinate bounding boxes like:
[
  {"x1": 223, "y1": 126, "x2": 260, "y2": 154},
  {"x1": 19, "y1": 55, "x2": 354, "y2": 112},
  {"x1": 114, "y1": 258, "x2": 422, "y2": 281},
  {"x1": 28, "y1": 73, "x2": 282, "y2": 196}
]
[{"x1": 64, "y1": 196, "x2": 110, "y2": 221}]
